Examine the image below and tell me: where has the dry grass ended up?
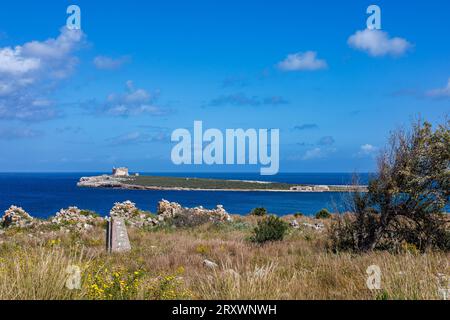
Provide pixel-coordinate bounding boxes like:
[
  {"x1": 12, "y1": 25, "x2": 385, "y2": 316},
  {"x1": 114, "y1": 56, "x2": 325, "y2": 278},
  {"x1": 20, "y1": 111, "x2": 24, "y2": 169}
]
[
  {"x1": 0, "y1": 245, "x2": 86, "y2": 299},
  {"x1": 0, "y1": 215, "x2": 448, "y2": 300}
]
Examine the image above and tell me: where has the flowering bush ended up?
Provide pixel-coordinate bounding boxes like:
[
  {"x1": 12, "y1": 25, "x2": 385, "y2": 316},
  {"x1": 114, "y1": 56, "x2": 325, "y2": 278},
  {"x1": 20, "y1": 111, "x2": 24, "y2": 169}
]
[
  {"x1": 84, "y1": 266, "x2": 192, "y2": 300},
  {"x1": 146, "y1": 269, "x2": 192, "y2": 300},
  {"x1": 85, "y1": 267, "x2": 143, "y2": 300}
]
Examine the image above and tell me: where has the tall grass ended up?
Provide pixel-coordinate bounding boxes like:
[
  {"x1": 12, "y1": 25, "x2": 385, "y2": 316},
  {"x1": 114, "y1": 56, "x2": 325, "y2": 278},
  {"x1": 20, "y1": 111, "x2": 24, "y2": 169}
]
[
  {"x1": 0, "y1": 246, "x2": 85, "y2": 299},
  {"x1": 0, "y1": 216, "x2": 448, "y2": 300}
]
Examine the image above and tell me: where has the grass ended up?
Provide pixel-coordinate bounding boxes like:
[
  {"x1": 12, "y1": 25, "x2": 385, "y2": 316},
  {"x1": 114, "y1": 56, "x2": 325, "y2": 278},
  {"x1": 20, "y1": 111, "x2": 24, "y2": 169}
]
[
  {"x1": 125, "y1": 175, "x2": 294, "y2": 190},
  {"x1": 0, "y1": 215, "x2": 448, "y2": 300},
  {"x1": 121, "y1": 175, "x2": 366, "y2": 192}
]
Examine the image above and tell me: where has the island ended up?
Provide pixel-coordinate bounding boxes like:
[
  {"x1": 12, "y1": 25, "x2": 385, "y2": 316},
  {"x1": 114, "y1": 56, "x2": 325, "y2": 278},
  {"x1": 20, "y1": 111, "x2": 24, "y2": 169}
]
[{"x1": 77, "y1": 167, "x2": 368, "y2": 192}]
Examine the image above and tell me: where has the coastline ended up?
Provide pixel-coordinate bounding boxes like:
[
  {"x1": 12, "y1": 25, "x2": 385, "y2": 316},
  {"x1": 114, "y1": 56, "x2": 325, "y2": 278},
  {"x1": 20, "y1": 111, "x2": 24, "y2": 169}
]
[{"x1": 77, "y1": 174, "x2": 368, "y2": 193}]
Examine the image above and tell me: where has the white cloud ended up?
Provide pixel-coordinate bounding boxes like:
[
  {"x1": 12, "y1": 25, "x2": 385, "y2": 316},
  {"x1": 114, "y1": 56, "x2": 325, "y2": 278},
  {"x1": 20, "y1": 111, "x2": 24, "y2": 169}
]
[
  {"x1": 358, "y1": 144, "x2": 377, "y2": 156},
  {"x1": 300, "y1": 144, "x2": 338, "y2": 160},
  {"x1": 93, "y1": 55, "x2": 130, "y2": 70},
  {"x1": 98, "y1": 81, "x2": 169, "y2": 117},
  {"x1": 0, "y1": 47, "x2": 40, "y2": 75},
  {"x1": 426, "y1": 78, "x2": 450, "y2": 99},
  {"x1": 302, "y1": 148, "x2": 324, "y2": 160},
  {"x1": 22, "y1": 28, "x2": 83, "y2": 60},
  {"x1": 348, "y1": 29, "x2": 411, "y2": 57},
  {"x1": 0, "y1": 27, "x2": 85, "y2": 121},
  {"x1": 109, "y1": 129, "x2": 170, "y2": 145},
  {"x1": 208, "y1": 93, "x2": 288, "y2": 107},
  {"x1": 277, "y1": 51, "x2": 327, "y2": 71}
]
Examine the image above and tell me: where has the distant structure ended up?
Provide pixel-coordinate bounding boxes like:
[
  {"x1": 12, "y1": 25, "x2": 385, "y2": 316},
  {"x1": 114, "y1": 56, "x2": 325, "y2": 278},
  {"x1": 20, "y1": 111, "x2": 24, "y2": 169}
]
[
  {"x1": 313, "y1": 185, "x2": 330, "y2": 192},
  {"x1": 112, "y1": 167, "x2": 129, "y2": 177},
  {"x1": 290, "y1": 185, "x2": 330, "y2": 192},
  {"x1": 290, "y1": 186, "x2": 313, "y2": 192}
]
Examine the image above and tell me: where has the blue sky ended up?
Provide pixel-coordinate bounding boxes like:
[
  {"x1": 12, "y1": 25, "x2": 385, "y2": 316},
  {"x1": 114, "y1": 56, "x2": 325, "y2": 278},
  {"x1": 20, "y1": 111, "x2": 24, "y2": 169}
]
[{"x1": 0, "y1": 0, "x2": 448, "y2": 173}]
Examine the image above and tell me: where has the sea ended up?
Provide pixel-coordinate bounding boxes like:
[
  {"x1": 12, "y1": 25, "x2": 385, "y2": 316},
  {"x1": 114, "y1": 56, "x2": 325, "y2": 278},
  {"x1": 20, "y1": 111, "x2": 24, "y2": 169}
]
[{"x1": 0, "y1": 172, "x2": 372, "y2": 218}]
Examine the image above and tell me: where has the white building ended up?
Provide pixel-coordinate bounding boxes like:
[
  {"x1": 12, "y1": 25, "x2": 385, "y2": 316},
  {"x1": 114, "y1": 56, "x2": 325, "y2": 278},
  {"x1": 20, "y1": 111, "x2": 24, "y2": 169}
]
[
  {"x1": 290, "y1": 186, "x2": 313, "y2": 192},
  {"x1": 112, "y1": 167, "x2": 129, "y2": 177},
  {"x1": 313, "y1": 185, "x2": 330, "y2": 192}
]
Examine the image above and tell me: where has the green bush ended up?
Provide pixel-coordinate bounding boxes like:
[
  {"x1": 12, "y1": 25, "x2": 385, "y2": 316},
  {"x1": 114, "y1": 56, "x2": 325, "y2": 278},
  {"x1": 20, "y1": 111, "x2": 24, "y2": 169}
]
[
  {"x1": 316, "y1": 208, "x2": 331, "y2": 219},
  {"x1": 330, "y1": 120, "x2": 450, "y2": 252},
  {"x1": 294, "y1": 212, "x2": 304, "y2": 218},
  {"x1": 250, "y1": 207, "x2": 267, "y2": 216},
  {"x1": 250, "y1": 215, "x2": 289, "y2": 244},
  {"x1": 80, "y1": 210, "x2": 100, "y2": 218}
]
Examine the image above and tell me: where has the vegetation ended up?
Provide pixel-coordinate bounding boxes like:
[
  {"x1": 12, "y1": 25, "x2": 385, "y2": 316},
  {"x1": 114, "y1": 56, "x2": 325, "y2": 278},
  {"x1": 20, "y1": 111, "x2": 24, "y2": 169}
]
[
  {"x1": 250, "y1": 215, "x2": 289, "y2": 244},
  {"x1": 316, "y1": 208, "x2": 332, "y2": 219},
  {"x1": 0, "y1": 118, "x2": 448, "y2": 300},
  {"x1": 80, "y1": 210, "x2": 100, "y2": 218},
  {"x1": 0, "y1": 214, "x2": 448, "y2": 300},
  {"x1": 126, "y1": 175, "x2": 294, "y2": 190},
  {"x1": 331, "y1": 120, "x2": 450, "y2": 253},
  {"x1": 117, "y1": 175, "x2": 364, "y2": 192},
  {"x1": 250, "y1": 207, "x2": 268, "y2": 216}
]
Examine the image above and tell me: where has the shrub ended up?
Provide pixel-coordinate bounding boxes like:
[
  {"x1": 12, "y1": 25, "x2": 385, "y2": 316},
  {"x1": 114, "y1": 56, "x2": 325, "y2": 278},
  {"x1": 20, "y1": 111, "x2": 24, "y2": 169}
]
[
  {"x1": 80, "y1": 210, "x2": 100, "y2": 218},
  {"x1": 294, "y1": 212, "x2": 304, "y2": 218},
  {"x1": 330, "y1": 119, "x2": 450, "y2": 252},
  {"x1": 250, "y1": 215, "x2": 288, "y2": 244},
  {"x1": 195, "y1": 244, "x2": 210, "y2": 255},
  {"x1": 166, "y1": 213, "x2": 212, "y2": 228},
  {"x1": 85, "y1": 267, "x2": 143, "y2": 300},
  {"x1": 250, "y1": 207, "x2": 267, "y2": 216},
  {"x1": 84, "y1": 266, "x2": 192, "y2": 300},
  {"x1": 316, "y1": 209, "x2": 331, "y2": 219}
]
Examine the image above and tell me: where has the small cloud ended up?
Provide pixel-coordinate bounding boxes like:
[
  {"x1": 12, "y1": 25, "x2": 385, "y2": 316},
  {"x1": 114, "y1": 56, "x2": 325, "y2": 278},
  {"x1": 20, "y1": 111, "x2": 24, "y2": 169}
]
[
  {"x1": 426, "y1": 78, "x2": 450, "y2": 99},
  {"x1": 93, "y1": 55, "x2": 130, "y2": 70},
  {"x1": 93, "y1": 81, "x2": 171, "y2": 117},
  {"x1": 277, "y1": 51, "x2": 327, "y2": 71},
  {"x1": 208, "y1": 93, "x2": 258, "y2": 107},
  {"x1": 263, "y1": 96, "x2": 289, "y2": 105},
  {"x1": 0, "y1": 127, "x2": 43, "y2": 140},
  {"x1": 294, "y1": 123, "x2": 319, "y2": 131},
  {"x1": 207, "y1": 93, "x2": 288, "y2": 107},
  {"x1": 55, "y1": 126, "x2": 83, "y2": 134},
  {"x1": 358, "y1": 144, "x2": 378, "y2": 157},
  {"x1": 348, "y1": 29, "x2": 412, "y2": 57},
  {"x1": 302, "y1": 148, "x2": 324, "y2": 160},
  {"x1": 300, "y1": 145, "x2": 337, "y2": 160},
  {"x1": 108, "y1": 130, "x2": 169, "y2": 145},
  {"x1": 317, "y1": 136, "x2": 335, "y2": 146}
]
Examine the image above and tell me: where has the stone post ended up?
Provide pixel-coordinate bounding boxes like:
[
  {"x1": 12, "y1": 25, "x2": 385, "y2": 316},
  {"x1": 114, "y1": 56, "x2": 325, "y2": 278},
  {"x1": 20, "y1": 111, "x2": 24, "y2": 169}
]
[{"x1": 106, "y1": 217, "x2": 131, "y2": 253}]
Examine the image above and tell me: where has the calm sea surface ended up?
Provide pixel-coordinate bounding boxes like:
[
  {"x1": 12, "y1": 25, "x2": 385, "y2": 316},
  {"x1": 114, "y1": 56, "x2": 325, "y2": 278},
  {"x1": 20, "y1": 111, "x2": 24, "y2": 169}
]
[{"x1": 0, "y1": 172, "x2": 371, "y2": 218}]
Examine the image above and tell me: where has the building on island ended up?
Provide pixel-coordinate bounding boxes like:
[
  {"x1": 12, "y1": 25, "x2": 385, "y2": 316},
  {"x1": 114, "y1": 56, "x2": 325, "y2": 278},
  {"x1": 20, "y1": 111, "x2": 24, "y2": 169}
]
[
  {"x1": 290, "y1": 185, "x2": 330, "y2": 192},
  {"x1": 112, "y1": 167, "x2": 129, "y2": 177},
  {"x1": 313, "y1": 185, "x2": 330, "y2": 192},
  {"x1": 290, "y1": 186, "x2": 313, "y2": 192}
]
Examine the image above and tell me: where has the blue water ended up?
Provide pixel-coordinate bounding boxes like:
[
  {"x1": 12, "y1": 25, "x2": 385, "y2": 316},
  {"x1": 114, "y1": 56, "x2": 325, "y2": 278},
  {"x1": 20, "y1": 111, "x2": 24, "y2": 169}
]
[{"x1": 0, "y1": 172, "x2": 371, "y2": 218}]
